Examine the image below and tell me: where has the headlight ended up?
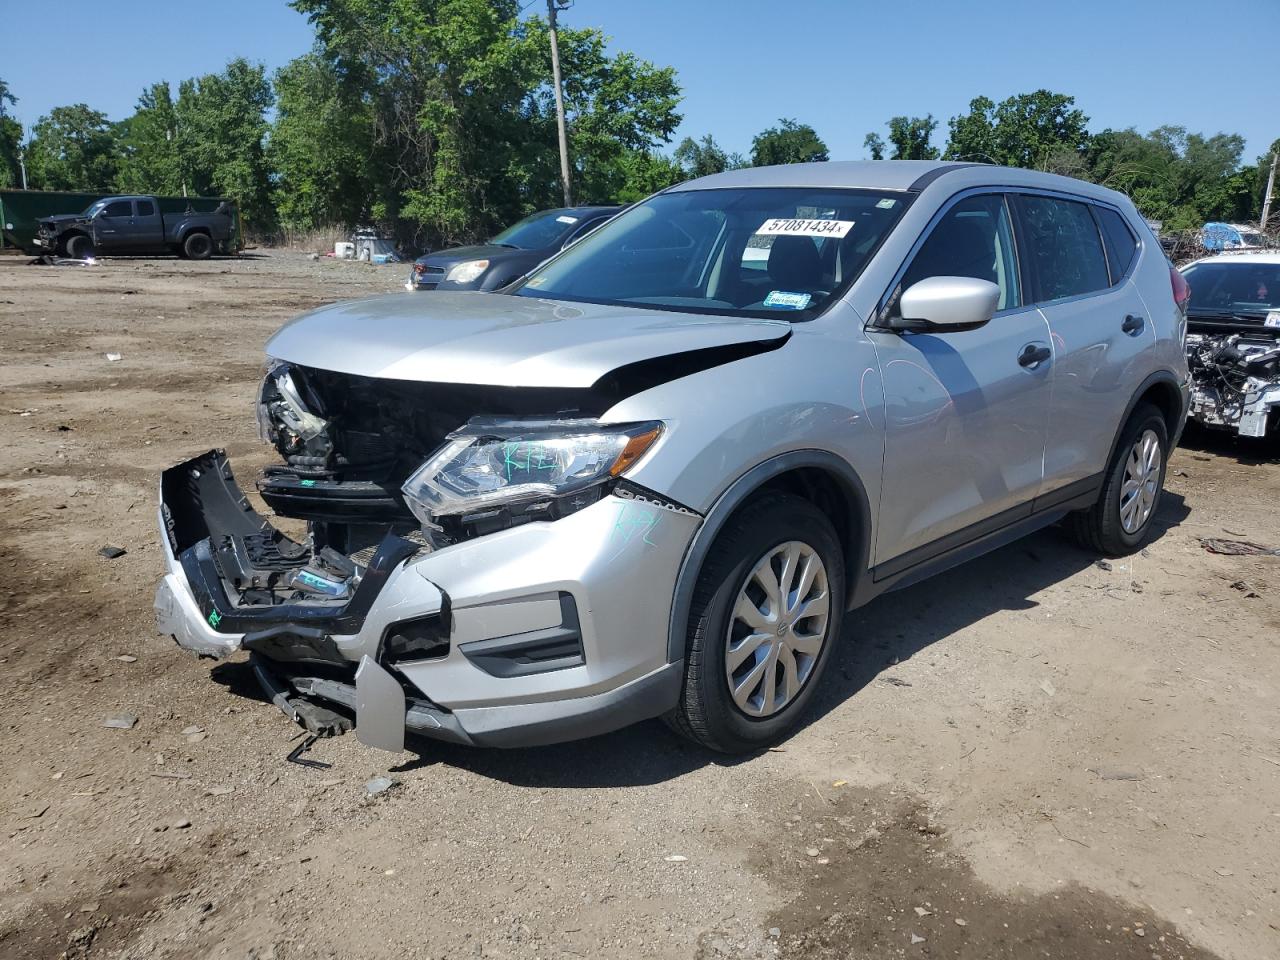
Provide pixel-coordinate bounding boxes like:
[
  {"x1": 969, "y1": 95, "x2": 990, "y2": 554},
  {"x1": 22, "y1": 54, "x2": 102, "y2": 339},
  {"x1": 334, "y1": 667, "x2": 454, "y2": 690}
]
[
  {"x1": 401, "y1": 421, "x2": 662, "y2": 523},
  {"x1": 446, "y1": 259, "x2": 489, "y2": 284}
]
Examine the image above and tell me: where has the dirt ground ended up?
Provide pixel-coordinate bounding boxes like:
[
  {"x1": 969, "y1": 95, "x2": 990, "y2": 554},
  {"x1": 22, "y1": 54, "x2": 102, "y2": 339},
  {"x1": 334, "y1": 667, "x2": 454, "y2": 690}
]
[{"x1": 1, "y1": 250, "x2": 1277, "y2": 960}]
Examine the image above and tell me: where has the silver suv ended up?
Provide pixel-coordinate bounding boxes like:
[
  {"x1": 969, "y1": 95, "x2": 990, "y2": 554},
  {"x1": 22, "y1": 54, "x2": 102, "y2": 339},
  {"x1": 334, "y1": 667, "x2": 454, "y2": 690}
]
[{"x1": 156, "y1": 161, "x2": 1190, "y2": 754}]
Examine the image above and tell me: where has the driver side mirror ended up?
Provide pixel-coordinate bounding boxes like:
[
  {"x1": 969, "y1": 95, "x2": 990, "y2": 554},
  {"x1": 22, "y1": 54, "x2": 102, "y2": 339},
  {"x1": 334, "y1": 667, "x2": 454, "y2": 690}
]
[{"x1": 887, "y1": 276, "x2": 1000, "y2": 332}]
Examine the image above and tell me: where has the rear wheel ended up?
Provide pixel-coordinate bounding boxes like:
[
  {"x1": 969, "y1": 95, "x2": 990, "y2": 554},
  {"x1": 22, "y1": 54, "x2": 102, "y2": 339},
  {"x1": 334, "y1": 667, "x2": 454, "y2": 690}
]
[
  {"x1": 1070, "y1": 403, "x2": 1168, "y2": 556},
  {"x1": 666, "y1": 493, "x2": 844, "y2": 753},
  {"x1": 65, "y1": 234, "x2": 94, "y2": 260},
  {"x1": 183, "y1": 232, "x2": 213, "y2": 260}
]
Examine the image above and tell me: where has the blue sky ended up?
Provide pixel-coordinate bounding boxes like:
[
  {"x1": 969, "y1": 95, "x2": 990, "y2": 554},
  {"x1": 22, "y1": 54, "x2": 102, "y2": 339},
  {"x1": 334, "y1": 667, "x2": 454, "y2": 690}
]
[{"x1": 4, "y1": 0, "x2": 1277, "y2": 161}]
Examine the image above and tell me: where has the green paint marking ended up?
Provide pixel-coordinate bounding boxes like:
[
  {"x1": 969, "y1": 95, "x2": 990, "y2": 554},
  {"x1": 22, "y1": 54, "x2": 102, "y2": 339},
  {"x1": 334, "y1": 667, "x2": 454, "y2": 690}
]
[
  {"x1": 207, "y1": 610, "x2": 222, "y2": 628},
  {"x1": 300, "y1": 479, "x2": 317, "y2": 487}
]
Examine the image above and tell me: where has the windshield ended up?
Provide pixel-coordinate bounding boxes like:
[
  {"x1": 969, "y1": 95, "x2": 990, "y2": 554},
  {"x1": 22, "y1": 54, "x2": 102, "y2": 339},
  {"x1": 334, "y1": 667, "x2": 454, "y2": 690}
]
[
  {"x1": 1183, "y1": 261, "x2": 1280, "y2": 314},
  {"x1": 514, "y1": 187, "x2": 908, "y2": 319},
  {"x1": 82, "y1": 200, "x2": 108, "y2": 218},
  {"x1": 491, "y1": 210, "x2": 580, "y2": 250}
]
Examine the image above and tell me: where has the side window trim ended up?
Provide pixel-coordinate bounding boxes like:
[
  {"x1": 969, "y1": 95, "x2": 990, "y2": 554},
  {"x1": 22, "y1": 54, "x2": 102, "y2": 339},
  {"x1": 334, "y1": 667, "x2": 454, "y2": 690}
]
[
  {"x1": 1091, "y1": 202, "x2": 1141, "y2": 287},
  {"x1": 874, "y1": 187, "x2": 1022, "y2": 325}
]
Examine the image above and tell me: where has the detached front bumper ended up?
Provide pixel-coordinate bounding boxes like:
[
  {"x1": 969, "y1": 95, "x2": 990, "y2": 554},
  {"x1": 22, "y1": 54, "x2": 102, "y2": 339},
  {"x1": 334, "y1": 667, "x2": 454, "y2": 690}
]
[{"x1": 155, "y1": 451, "x2": 696, "y2": 749}]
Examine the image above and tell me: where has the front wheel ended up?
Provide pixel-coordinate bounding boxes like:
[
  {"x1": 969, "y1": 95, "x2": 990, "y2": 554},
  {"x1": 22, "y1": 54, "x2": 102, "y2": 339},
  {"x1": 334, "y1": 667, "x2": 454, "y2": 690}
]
[
  {"x1": 65, "y1": 234, "x2": 94, "y2": 260},
  {"x1": 666, "y1": 492, "x2": 845, "y2": 753},
  {"x1": 1069, "y1": 403, "x2": 1169, "y2": 556}
]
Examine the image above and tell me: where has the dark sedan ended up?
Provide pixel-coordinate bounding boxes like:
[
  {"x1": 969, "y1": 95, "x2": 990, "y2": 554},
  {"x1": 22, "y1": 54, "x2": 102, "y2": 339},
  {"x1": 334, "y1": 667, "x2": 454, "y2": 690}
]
[{"x1": 407, "y1": 206, "x2": 620, "y2": 291}]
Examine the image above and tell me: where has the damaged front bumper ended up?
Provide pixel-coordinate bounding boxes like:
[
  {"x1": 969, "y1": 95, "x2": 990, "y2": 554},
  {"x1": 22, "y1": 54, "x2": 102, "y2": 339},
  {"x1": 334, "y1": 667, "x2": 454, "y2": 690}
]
[{"x1": 155, "y1": 451, "x2": 696, "y2": 750}]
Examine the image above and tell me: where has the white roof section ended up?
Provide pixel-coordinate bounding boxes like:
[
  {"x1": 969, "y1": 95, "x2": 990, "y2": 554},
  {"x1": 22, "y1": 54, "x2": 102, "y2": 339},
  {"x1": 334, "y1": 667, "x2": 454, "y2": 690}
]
[{"x1": 1184, "y1": 250, "x2": 1280, "y2": 267}]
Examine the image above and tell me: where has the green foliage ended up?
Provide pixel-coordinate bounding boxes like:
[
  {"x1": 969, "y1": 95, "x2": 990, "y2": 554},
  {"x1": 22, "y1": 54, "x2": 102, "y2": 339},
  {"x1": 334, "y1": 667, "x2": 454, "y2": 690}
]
[
  {"x1": 863, "y1": 132, "x2": 885, "y2": 161},
  {"x1": 290, "y1": 0, "x2": 681, "y2": 246},
  {"x1": 0, "y1": 79, "x2": 21, "y2": 189},
  {"x1": 26, "y1": 104, "x2": 119, "y2": 190},
  {"x1": 751, "y1": 119, "x2": 828, "y2": 166},
  {"x1": 1086, "y1": 126, "x2": 1253, "y2": 229},
  {"x1": 673, "y1": 134, "x2": 743, "y2": 179},
  {"x1": 945, "y1": 90, "x2": 1089, "y2": 168},
  {"x1": 880, "y1": 115, "x2": 940, "y2": 160},
  {"x1": 269, "y1": 53, "x2": 374, "y2": 229},
  {"x1": 114, "y1": 82, "x2": 183, "y2": 196},
  {"x1": 612, "y1": 149, "x2": 684, "y2": 203},
  {"x1": 173, "y1": 59, "x2": 275, "y2": 229}
]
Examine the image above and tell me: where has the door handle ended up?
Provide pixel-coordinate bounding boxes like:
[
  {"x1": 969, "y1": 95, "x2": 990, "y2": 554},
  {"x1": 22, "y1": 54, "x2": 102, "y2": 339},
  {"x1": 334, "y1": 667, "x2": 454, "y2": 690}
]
[
  {"x1": 1122, "y1": 314, "x2": 1145, "y2": 335},
  {"x1": 1018, "y1": 343, "x2": 1051, "y2": 368}
]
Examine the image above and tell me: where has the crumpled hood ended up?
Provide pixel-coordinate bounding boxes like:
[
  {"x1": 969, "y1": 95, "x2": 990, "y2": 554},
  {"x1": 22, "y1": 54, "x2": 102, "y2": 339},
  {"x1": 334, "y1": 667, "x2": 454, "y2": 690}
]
[
  {"x1": 265, "y1": 292, "x2": 791, "y2": 388},
  {"x1": 39, "y1": 214, "x2": 87, "y2": 228}
]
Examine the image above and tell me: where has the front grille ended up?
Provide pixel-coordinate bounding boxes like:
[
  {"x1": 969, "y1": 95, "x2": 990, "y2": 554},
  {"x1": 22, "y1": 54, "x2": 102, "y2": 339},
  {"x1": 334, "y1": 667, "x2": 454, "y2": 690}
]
[
  {"x1": 417, "y1": 264, "x2": 445, "y2": 276},
  {"x1": 416, "y1": 281, "x2": 439, "y2": 291}
]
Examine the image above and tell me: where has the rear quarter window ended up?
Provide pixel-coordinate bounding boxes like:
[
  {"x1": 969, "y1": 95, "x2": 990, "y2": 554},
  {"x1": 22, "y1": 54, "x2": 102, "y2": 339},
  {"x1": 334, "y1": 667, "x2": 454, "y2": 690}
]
[{"x1": 1095, "y1": 206, "x2": 1138, "y2": 283}]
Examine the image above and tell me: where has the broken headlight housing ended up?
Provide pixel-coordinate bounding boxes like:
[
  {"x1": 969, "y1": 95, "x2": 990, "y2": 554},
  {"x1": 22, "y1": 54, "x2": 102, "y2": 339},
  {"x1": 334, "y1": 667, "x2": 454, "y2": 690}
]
[{"x1": 401, "y1": 420, "x2": 661, "y2": 526}]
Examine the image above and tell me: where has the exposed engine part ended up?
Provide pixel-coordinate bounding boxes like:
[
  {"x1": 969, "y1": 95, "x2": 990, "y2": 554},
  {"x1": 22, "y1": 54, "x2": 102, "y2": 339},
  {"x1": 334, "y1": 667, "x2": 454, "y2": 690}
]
[{"x1": 1186, "y1": 330, "x2": 1280, "y2": 438}]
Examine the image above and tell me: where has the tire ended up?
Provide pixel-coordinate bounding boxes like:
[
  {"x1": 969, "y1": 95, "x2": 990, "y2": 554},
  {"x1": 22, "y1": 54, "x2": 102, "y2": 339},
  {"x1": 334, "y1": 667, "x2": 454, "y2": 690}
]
[
  {"x1": 65, "y1": 234, "x2": 94, "y2": 260},
  {"x1": 183, "y1": 232, "x2": 213, "y2": 260},
  {"x1": 1069, "y1": 403, "x2": 1169, "y2": 556},
  {"x1": 665, "y1": 492, "x2": 845, "y2": 753}
]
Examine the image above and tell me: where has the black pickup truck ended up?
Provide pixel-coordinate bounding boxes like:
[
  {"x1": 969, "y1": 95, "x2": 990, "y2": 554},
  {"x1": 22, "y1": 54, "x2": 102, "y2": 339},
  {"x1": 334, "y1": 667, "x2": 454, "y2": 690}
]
[{"x1": 34, "y1": 195, "x2": 236, "y2": 260}]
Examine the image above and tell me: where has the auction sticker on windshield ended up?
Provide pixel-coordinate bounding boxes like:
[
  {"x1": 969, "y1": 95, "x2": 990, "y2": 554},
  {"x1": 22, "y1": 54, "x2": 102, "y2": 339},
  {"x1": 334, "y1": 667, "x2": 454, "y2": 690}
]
[
  {"x1": 763, "y1": 290, "x2": 812, "y2": 310},
  {"x1": 755, "y1": 218, "x2": 854, "y2": 239}
]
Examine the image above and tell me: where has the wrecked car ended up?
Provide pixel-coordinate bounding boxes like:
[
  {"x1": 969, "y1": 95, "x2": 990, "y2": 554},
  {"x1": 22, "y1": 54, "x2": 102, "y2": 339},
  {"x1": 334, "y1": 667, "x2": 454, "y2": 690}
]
[
  {"x1": 157, "y1": 161, "x2": 1189, "y2": 755},
  {"x1": 1180, "y1": 252, "x2": 1280, "y2": 439},
  {"x1": 34, "y1": 195, "x2": 235, "y2": 260}
]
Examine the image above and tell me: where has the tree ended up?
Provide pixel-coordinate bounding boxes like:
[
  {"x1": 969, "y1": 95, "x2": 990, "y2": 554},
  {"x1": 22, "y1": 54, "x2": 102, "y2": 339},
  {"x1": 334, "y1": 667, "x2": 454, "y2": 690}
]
[
  {"x1": 114, "y1": 82, "x2": 183, "y2": 196},
  {"x1": 867, "y1": 116, "x2": 941, "y2": 160},
  {"x1": 945, "y1": 90, "x2": 1089, "y2": 169},
  {"x1": 612, "y1": 149, "x2": 683, "y2": 203},
  {"x1": 26, "y1": 104, "x2": 119, "y2": 190},
  {"x1": 674, "y1": 134, "x2": 734, "y2": 178},
  {"x1": 750, "y1": 118, "x2": 827, "y2": 166},
  {"x1": 0, "y1": 78, "x2": 22, "y2": 188},
  {"x1": 292, "y1": 0, "x2": 682, "y2": 246},
  {"x1": 269, "y1": 53, "x2": 375, "y2": 229},
  {"x1": 173, "y1": 59, "x2": 274, "y2": 227}
]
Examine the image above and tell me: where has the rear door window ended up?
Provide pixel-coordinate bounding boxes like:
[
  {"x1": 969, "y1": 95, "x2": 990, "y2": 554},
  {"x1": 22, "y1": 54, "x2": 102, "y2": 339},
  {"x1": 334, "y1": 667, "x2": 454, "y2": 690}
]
[
  {"x1": 136, "y1": 200, "x2": 156, "y2": 217},
  {"x1": 1015, "y1": 195, "x2": 1110, "y2": 302},
  {"x1": 1094, "y1": 206, "x2": 1138, "y2": 283},
  {"x1": 899, "y1": 193, "x2": 1021, "y2": 311}
]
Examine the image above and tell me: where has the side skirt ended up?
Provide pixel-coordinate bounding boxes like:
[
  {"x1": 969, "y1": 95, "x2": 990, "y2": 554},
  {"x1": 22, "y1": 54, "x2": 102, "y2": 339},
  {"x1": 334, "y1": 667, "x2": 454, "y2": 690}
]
[{"x1": 862, "y1": 473, "x2": 1103, "y2": 598}]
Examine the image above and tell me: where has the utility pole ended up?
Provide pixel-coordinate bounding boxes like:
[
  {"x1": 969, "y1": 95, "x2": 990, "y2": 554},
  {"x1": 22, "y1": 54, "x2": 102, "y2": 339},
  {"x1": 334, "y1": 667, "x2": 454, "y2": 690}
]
[
  {"x1": 17, "y1": 145, "x2": 27, "y2": 190},
  {"x1": 546, "y1": 0, "x2": 572, "y2": 207},
  {"x1": 1261, "y1": 151, "x2": 1277, "y2": 235}
]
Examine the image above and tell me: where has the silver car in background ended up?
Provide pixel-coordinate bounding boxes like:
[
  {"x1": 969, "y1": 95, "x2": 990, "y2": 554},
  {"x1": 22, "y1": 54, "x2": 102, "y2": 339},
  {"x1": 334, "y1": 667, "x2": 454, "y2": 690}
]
[{"x1": 156, "y1": 161, "x2": 1189, "y2": 754}]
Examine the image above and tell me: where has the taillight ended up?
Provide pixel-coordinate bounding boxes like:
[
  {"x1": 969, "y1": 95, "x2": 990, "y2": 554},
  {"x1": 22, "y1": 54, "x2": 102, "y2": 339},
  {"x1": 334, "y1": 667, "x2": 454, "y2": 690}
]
[{"x1": 1170, "y1": 265, "x2": 1191, "y2": 315}]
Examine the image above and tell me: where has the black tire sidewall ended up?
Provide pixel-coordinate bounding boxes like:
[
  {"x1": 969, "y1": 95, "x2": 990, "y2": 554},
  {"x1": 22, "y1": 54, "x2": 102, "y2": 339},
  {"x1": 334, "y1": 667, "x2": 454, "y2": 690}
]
[
  {"x1": 1101, "y1": 407, "x2": 1169, "y2": 551},
  {"x1": 184, "y1": 233, "x2": 212, "y2": 260},
  {"x1": 66, "y1": 235, "x2": 93, "y2": 259},
  {"x1": 687, "y1": 496, "x2": 844, "y2": 751}
]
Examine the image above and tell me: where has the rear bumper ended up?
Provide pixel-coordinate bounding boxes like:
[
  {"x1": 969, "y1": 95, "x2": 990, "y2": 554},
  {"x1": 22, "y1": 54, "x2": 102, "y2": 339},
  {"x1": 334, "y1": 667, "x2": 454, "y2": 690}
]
[{"x1": 155, "y1": 450, "x2": 698, "y2": 749}]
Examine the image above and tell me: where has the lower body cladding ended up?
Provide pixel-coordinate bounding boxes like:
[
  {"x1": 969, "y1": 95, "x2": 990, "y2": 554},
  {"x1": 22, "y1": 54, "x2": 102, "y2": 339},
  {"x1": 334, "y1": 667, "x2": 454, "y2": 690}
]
[
  {"x1": 155, "y1": 451, "x2": 699, "y2": 751},
  {"x1": 1186, "y1": 329, "x2": 1280, "y2": 438}
]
